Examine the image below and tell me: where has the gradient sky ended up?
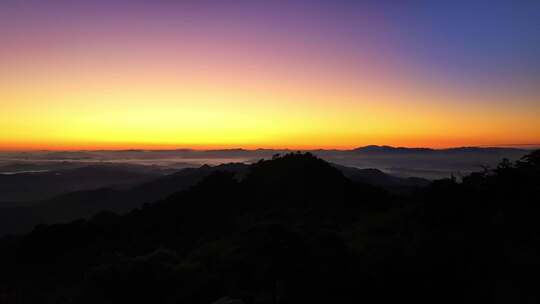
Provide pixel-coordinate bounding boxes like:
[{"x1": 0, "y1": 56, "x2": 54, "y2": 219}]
[{"x1": 1, "y1": 0, "x2": 539, "y2": 150}]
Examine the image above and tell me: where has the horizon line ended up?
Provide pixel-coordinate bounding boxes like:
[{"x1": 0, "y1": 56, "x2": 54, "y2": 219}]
[{"x1": 1, "y1": 143, "x2": 539, "y2": 153}]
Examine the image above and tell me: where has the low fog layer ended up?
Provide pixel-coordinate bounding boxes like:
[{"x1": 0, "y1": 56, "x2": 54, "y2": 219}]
[{"x1": 0, "y1": 146, "x2": 529, "y2": 180}]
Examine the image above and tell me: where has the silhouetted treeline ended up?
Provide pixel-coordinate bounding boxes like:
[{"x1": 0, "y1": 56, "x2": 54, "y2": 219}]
[{"x1": 0, "y1": 151, "x2": 539, "y2": 303}]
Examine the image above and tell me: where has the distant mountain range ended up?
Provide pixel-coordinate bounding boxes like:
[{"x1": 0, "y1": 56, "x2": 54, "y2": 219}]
[
  {"x1": 350, "y1": 145, "x2": 528, "y2": 154},
  {"x1": 0, "y1": 145, "x2": 530, "y2": 157},
  {"x1": 0, "y1": 145, "x2": 530, "y2": 182}
]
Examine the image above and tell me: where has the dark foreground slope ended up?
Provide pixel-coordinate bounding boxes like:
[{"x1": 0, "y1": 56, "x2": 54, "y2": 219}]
[{"x1": 0, "y1": 151, "x2": 539, "y2": 304}]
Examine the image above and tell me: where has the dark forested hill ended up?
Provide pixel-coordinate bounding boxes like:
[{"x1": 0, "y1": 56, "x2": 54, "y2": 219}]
[
  {"x1": 0, "y1": 161, "x2": 424, "y2": 236},
  {"x1": 0, "y1": 151, "x2": 539, "y2": 304},
  {"x1": 0, "y1": 163, "x2": 248, "y2": 236}
]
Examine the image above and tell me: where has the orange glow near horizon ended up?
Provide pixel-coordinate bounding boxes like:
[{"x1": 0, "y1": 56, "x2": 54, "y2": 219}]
[
  {"x1": 1, "y1": 61, "x2": 538, "y2": 151},
  {"x1": 1, "y1": 2, "x2": 539, "y2": 151},
  {"x1": 1, "y1": 70, "x2": 539, "y2": 151}
]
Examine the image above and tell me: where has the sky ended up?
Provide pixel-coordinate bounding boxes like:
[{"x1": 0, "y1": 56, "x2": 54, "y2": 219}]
[{"x1": 1, "y1": 0, "x2": 539, "y2": 150}]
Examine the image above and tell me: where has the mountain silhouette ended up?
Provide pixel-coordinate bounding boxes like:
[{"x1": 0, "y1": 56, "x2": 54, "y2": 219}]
[
  {"x1": 0, "y1": 160, "x2": 427, "y2": 236},
  {"x1": 0, "y1": 151, "x2": 539, "y2": 303},
  {"x1": 0, "y1": 163, "x2": 248, "y2": 236}
]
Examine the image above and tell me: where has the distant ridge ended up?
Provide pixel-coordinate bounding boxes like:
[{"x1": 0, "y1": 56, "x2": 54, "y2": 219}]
[
  {"x1": 351, "y1": 145, "x2": 527, "y2": 154},
  {"x1": 351, "y1": 145, "x2": 434, "y2": 153},
  {"x1": 2, "y1": 145, "x2": 532, "y2": 154}
]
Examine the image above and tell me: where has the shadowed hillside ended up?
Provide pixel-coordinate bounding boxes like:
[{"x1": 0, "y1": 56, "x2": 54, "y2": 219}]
[
  {"x1": 0, "y1": 163, "x2": 248, "y2": 236},
  {"x1": 0, "y1": 151, "x2": 539, "y2": 303},
  {"x1": 0, "y1": 164, "x2": 163, "y2": 202},
  {"x1": 0, "y1": 161, "x2": 425, "y2": 236}
]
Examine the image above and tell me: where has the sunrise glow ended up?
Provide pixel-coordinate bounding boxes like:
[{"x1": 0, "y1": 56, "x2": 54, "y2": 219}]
[{"x1": 1, "y1": 1, "x2": 539, "y2": 150}]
